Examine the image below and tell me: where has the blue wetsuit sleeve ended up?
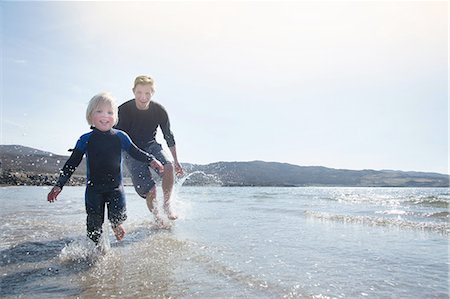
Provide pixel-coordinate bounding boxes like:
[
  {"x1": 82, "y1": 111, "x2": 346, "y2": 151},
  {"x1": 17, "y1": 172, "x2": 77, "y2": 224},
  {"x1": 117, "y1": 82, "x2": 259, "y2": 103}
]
[
  {"x1": 55, "y1": 134, "x2": 88, "y2": 188},
  {"x1": 116, "y1": 130, "x2": 155, "y2": 163}
]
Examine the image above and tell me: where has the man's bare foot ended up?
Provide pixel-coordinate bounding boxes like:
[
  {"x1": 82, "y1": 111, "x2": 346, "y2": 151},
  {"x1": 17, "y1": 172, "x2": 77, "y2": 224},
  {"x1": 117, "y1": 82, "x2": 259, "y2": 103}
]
[
  {"x1": 164, "y1": 204, "x2": 178, "y2": 220},
  {"x1": 112, "y1": 224, "x2": 125, "y2": 241},
  {"x1": 151, "y1": 207, "x2": 165, "y2": 224}
]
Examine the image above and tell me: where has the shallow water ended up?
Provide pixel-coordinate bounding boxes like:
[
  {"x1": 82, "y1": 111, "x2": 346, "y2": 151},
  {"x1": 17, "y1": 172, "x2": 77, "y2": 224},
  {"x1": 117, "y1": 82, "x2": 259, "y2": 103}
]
[{"x1": 1, "y1": 185, "x2": 449, "y2": 298}]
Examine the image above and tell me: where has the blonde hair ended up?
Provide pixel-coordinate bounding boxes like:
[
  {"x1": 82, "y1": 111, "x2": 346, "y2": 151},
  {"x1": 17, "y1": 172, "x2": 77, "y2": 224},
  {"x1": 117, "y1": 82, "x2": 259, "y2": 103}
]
[
  {"x1": 133, "y1": 75, "x2": 155, "y2": 92},
  {"x1": 86, "y1": 92, "x2": 119, "y2": 126}
]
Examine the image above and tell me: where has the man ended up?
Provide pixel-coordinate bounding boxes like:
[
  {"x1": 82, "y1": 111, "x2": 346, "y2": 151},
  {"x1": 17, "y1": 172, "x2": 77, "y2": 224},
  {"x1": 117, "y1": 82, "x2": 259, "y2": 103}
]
[{"x1": 116, "y1": 75, "x2": 183, "y2": 222}]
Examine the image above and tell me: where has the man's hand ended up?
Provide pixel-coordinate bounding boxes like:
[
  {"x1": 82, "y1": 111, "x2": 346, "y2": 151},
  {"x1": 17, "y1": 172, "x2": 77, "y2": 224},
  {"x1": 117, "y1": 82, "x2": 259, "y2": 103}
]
[
  {"x1": 174, "y1": 161, "x2": 184, "y2": 176},
  {"x1": 150, "y1": 159, "x2": 164, "y2": 174},
  {"x1": 47, "y1": 186, "x2": 62, "y2": 203}
]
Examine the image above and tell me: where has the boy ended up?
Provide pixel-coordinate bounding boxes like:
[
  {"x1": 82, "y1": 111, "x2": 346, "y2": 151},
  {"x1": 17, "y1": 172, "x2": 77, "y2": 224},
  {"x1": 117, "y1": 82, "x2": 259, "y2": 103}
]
[{"x1": 47, "y1": 92, "x2": 164, "y2": 244}]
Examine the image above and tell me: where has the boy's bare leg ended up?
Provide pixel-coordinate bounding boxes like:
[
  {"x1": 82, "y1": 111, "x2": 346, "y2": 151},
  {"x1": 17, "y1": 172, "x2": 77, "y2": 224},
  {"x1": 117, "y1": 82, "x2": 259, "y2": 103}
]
[
  {"x1": 146, "y1": 186, "x2": 163, "y2": 224},
  {"x1": 162, "y1": 163, "x2": 178, "y2": 220},
  {"x1": 112, "y1": 224, "x2": 125, "y2": 241}
]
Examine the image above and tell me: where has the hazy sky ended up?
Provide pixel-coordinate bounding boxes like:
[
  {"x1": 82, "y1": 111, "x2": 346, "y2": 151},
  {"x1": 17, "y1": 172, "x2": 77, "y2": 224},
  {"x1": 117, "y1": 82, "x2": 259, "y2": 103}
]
[{"x1": 1, "y1": 1, "x2": 448, "y2": 174}]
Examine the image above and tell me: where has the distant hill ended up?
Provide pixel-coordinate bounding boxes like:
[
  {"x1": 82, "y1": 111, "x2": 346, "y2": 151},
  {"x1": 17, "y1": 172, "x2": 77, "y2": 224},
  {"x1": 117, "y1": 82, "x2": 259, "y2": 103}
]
[
  {"x1": 0, "y1": 145, "x2": 448, "y2": 187},
  {"x1": 0, "y1": 145, "x2": 85, "y2": 186},
  {"x1": 182, "y1": 161, "x2": 449, "y2": 187}
]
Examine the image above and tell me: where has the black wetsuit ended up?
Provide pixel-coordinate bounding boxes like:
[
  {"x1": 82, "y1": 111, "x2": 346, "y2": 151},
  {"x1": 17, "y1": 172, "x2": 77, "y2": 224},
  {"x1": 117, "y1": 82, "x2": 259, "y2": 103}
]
[
  {"x1": 56, "y1": 127, "x2": 155, "y2": 243},
  {"x1": 115, "y1": 100, "x2": 177, "y2": 197},
  {"x1": 116, "y1": 100, "x2": 176, "y2": 149}
]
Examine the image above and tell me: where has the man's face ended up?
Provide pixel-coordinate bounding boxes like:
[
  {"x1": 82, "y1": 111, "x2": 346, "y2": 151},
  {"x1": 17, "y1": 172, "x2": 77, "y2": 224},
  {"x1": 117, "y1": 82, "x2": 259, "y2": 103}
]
[{"x1": 133, "y1": 84, "x2": 153, "y2": 110}]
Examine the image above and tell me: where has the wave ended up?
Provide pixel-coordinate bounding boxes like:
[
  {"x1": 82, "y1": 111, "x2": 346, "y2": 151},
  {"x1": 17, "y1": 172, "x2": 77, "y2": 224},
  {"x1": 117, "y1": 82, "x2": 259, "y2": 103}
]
[
  {"x1": 425, "y1": 211, "x2": 449, "y2": 219},
  {"x1": 250, "y1": 193, "x2": 277, "y2": 199},
  {"x1": 375, "y1": 210, "x2": 449, "y2": 220},
  {"x1": 321, "y1": 191, "x2": 450, "y2": 209},
  {"x1": 304, "y1": 211, "x2": 449, "y2": 235},
  {"x1": 405, "y1": 196, "x2": 449, "y2": 209},
  {"x1": 375, "y1": 209, "x2": 409, "y2": 216}
]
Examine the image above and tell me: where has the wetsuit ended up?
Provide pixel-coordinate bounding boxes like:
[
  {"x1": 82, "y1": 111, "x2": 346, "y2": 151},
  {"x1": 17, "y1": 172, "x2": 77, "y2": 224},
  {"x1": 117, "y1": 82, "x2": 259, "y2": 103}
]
[
  {"x1": 116, "y1": 100, "x2": 176, "y2": 197},
  {"x1": 56, "y1": 127, "x2": 155, "y2": 243}
]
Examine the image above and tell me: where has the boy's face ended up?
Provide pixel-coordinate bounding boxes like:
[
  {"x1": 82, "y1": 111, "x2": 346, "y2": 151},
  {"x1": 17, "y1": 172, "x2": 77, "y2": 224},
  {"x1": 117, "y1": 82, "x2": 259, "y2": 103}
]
[
  {"x1": 91, "y1": 103, "x2": 115, "y2": 132},
  {"x1": 133, "y1": 84, "x2": 153, "y2": 110}
]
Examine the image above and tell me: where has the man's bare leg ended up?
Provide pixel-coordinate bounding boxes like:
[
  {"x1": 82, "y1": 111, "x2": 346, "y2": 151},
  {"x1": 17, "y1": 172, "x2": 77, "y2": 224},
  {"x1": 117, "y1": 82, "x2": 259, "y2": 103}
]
[
  {"x1": 162, "y1": 163, "x2": 177, "y2": 220},
  {"x1": 146, "y1": 186, "x2": 163, "y2": 224}
]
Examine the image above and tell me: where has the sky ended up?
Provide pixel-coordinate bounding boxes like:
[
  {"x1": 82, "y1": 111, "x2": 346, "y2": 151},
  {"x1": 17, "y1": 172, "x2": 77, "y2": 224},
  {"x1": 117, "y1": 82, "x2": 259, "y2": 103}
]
[{"x1": 1, "y1": 1, "x2": 448, "y2": 174}]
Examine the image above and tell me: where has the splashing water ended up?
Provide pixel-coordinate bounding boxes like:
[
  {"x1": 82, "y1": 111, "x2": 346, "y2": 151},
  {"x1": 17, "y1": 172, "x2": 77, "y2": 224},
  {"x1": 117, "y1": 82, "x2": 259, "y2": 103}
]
[
  {"x1": 164, "y1": 171, "x2": 221, "y2": 222},
  {"x1": 175, "y1": 171, "x2": 222, "y2": 188},
  {"x1": 1, "y1": 186, "x2": 449, "y2": 298},
  {"x1": 59, "y1": 222, "x2": 111, "y2": 263},
  {"x1": 59, "y1": 238, "x2": 97, "y2": 263}
]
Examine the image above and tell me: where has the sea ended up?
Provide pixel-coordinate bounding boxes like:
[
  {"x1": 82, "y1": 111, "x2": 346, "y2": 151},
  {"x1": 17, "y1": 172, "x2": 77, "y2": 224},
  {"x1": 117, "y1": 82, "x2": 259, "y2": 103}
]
[{"x1": 1, "y1": 178, "x2": 449, "y2": 298}]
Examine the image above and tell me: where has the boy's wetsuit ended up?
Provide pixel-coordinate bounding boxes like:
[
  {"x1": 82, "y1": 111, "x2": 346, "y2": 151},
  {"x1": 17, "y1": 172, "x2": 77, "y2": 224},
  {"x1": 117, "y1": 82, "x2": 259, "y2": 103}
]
[{"x1": 55, "y1": 127, "x2": 155, "y2": 243}]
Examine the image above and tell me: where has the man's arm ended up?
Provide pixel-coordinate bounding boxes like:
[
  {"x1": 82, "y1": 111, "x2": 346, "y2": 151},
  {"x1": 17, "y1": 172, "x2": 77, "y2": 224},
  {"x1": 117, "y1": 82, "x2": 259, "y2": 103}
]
[
  {"x1": 115, "y1": 103, "x2": 130, "y2": 131},
  {"x1": 169, "y1": 145, "x2": 184, "y2": 176},
  {"x1": 158, "y1": 104, "x2": 183, "y2": 175}
]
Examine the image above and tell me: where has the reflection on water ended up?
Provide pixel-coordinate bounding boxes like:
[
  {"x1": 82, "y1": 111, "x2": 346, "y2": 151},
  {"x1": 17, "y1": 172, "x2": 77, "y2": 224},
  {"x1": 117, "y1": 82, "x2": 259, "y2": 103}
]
[{"x1": 1, "y1": 186, "x2": 449, "y2": 298}]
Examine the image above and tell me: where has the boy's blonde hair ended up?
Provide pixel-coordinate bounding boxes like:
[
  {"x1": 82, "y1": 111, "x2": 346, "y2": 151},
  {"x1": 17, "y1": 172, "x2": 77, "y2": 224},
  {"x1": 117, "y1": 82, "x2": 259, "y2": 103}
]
[
  {"x1": 86, "y1": 92, "x2": 119, "y2": 126},
  {"x1": 133, "y1": 75, "x2": 155, "y2": 92}
]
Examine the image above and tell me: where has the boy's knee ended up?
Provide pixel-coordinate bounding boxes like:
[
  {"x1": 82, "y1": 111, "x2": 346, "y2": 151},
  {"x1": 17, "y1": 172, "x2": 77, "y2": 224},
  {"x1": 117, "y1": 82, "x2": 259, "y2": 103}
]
[
  {"x1": 87, "y1": 213, "x2": 103, "y2": 231},
  {"x1": 109, "y1": 210, "x2": 127, "y2": 226}
]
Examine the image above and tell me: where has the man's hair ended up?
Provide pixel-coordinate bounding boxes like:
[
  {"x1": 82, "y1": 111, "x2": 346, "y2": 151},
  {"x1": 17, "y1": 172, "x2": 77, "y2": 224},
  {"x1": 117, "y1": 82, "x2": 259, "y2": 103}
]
[
  {"x1": 133, "y1": 75, "x2": 155, "y2": 91},
  {"x1": 86, "y1": 92, "x2": 119, "y2": 126}
]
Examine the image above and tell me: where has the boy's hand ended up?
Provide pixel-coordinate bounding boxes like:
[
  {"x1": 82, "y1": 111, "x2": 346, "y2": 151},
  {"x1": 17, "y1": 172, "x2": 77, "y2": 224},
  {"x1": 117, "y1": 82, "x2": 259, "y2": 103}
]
[
  {"x1": 150, "y1": 160, "x2": 164, "y2": 174},
  {"x1": 47, "y1": 186, "x2": 62, "y2": 203}
]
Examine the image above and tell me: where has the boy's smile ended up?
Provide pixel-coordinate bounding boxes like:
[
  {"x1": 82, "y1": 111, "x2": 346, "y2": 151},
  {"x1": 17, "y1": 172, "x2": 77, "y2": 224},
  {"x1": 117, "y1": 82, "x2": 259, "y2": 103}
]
[{"x1": 91, "y1": 103, "x2": 115, "y2": 131}]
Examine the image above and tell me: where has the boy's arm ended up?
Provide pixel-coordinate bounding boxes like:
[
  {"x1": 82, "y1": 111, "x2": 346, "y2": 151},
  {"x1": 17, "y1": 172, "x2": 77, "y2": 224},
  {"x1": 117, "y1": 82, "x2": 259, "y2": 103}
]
[
  {"x1": 55, "y1": 148, "x2": 84, "y2": 188},
  {"x1": 128, "y1": 143, "x2": 165, "y2": 173},
  {"x1": 47, "y1": 148, "x2": 84, "y2": 202},
  {"x1": 117, "y1": 131, "x2": 164, "y2": 173}
]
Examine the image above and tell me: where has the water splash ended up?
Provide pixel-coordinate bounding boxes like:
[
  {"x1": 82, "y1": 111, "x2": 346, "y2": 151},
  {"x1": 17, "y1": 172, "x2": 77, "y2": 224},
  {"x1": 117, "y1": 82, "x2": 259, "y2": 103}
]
[
  {"x1": 167, "y1": 171, "x2": 221, "y2": 221},
  {"x1": 59, "y1": 223, "x2": 111, "y2": 263},
  {"x1": 99, "y1": 223, "x2": 111, "y2": 252},
  {"x1": 175, "y1": 171, "x2": 222, "y2": 188},
  {"x1": 59, "y1": 238, "x2": 97, "y2": 263}
]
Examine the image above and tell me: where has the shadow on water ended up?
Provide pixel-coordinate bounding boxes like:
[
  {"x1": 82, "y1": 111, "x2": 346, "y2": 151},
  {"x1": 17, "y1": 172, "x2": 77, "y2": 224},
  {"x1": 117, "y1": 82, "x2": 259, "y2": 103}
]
[
  {"x1": 0, "y1": 239, "x2": 72, "y2": 266},
  {"x1": 0, "y1": 224, "x2": 174, "y2": 297},
  {"x1": 0, "y1": 238, "x2": 88, "y2": 297},
  {"x1": 112, "y1": 222, "x2": 173, "y2": 248}
]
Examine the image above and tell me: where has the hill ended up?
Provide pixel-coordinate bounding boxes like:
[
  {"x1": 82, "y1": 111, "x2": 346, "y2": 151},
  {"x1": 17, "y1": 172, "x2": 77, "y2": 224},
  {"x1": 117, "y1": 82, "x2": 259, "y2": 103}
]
[
  {"x1": 0, "y1": 145, "x2": 85, "y2": 186},
  {"x1": 182, "y1": 161, "x2": 449, "y2": 187},
  {"x1": 0, "y1": 145, "x2": 448, "y2": 187}
]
